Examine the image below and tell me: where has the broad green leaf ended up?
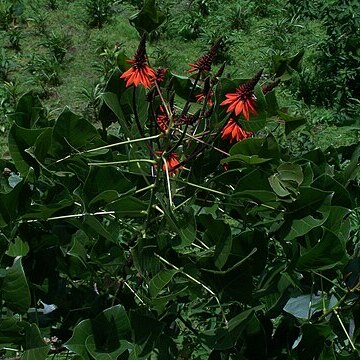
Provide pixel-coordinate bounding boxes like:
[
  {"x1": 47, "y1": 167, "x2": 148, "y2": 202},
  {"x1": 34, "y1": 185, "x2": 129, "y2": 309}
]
[
  {"x1": 268, "y1": 174, "x2": 291, "y2": 197},
  {"x1": 21, "y1": 324, "x2": 49, "y2": 360},
  {"x1": 238, "y1": 113, "x2": 267, "y2": 133},
  {"x1": 0, "y1": 317, "x2": 26, "y2": 344},
  {"x1": 51, "y1": 109, "x2": 105, "y2": 156},
  {"x1": 65, "y1": 319, "x2": 92, "y2": 360},
  {"x1": 106, "y1": 196, "x2": 148, "y2": 217},
  {"x1": 230, "y1": 134, "x2": 280, "y2": 161},
  {"x1": 149, "y1": 269, "x2": 178, "y2": 298},
  {"x1": 284, "y1": 212, "x2": 329, "y2": 241},
  {"x1": 283, "y1": 294, "x2": 323, "y2": 319},
  {"x1": 129, "y1": 0, "x2": 166, "y2": 35},
  {"x1": 3, "y1": 258, "x2": 30, "y2": 314},
  {"x1": 297, "y1": 229, "x2": 348, "y2": 270},
  {"x1": 312, "y1": 173, "x2": 352, "y2": 208},
  {"x1": 89, "y1": 305, "x2": 131, "y2": 354},
  {"x1": 8, "y1": 123, "x2": 44, "y2": 174},
  {"x1": 293, "y1": 323, "x2": 335, "y2": 359},
  {"x1": 102, "y1": 92, "x2": 131, "y2": 138},
  {"x1": 279, "y1": 111, "x2": 306, "y2": 135},
  {"x1": 9, "y1": 91, "x2": 43, "y2": 129},
  {"x1": 84, "y1": 166, "x2": 134, "y2": 206},
  {"x1": 221, "y1": 154, "x2": 272, "y2": 165},
  {"x1": 202, "y1": 309, "x2": 255, "y2": 350},
  {"x1": 169, "y1": 208, "x2": 197, "y2": 249},
  {"x1": 6, "y1": 237, "x2": 29, "y2": 257},
  {"x1": 85, "y1": 335, "x2": 131, "y2": 360},
  {"x1": 0, "y1": 179, "x2": 24, "y2": 227}
]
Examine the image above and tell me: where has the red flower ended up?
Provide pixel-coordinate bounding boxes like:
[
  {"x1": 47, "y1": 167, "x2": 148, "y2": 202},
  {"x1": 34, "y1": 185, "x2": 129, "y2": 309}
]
[
  {"x1": 221, "y1": 87, "x2": 256, "y2": 120},
  {"x1": 196, "y1": 91, "x2": 213, "y2": 106},
  {"x1": 120, "y1": 36, "x2": 155, "y2": 88},
  {"x1": 220, "y1": 70, "x2": 263, "y2": 120},
  {"x1": 156, "y1": 106, "x2": 169, "y2": 132},
  {"x1": 221, "y1": 118, "x2": 253, "y2": 143},
  {"x1": 155, "y1": 151, "x2": 183, "y2": 175},
  {"x1": 155, "y1": 68, "x2": 167, "y2": 83}
]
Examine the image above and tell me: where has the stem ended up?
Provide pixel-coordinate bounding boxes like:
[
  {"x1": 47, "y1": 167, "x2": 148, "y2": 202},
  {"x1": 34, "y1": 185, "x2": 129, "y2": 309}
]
[
  {"x1": 88, "y1": 159, "x2": 156, "y2": 166},
  {"x1": 334, "y1": 308, "x2": 356, "y2": 351},
  {"x1": 54, "y1": 135, "x2": 161, "y2": 164},
  {"x1": 171, "y1": 178, "x2": 229, "y2": 197}
]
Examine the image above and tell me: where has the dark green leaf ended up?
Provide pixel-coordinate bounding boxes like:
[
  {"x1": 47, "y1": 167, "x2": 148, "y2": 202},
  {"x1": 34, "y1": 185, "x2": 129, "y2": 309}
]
[
  {"x1": 3, "y1": 258, "x2": 30, "y2": 314},
  {"x1": 129, "y1": 0, "x2": 166, "y2": 34}
]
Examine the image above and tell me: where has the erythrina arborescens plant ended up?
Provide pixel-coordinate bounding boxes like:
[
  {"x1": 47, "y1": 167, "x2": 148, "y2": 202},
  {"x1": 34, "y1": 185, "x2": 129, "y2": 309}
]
[{"x1": 0, "y1": 25, "x2": 359, "y2": 360}]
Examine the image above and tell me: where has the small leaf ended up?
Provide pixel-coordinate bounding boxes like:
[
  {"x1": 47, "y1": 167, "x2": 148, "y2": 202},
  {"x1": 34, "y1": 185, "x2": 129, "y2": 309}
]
[{"x1": 6, "y1": 237, "x2": 29, "y2": 257}]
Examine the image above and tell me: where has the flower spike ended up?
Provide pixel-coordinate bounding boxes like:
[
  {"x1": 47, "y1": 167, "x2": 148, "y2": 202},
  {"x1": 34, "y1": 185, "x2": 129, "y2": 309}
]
[
  {"x1": 188, "y1": 38, "x2": 222, "y2": 73},
  {"x1": 120, "y1": 34, "x2": 156, "y2": 88}
]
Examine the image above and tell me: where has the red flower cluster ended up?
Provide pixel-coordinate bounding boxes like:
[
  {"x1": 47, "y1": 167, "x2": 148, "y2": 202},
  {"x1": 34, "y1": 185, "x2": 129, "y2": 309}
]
[
  {"x1": 156, "y1": 106, "x2": 170, "y2": 132},
  {"x1": 220, "y1": 71, "x2": 262, "y2": 143}
]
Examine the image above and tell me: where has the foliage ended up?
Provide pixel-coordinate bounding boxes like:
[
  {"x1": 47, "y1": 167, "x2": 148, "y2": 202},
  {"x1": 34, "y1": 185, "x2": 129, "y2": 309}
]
[
  {"x1": 41, "y1": 31, "x2": 73, "y2": 64},
  {"x1": 0, "y1": 25, "x2": 359, "y2": 359},
  {"x1": 299, "y1": 0, "x2": 360, "y2": 115},
  {"x1": 85, "y1": 0, "x2": 115, "y2": 28}
]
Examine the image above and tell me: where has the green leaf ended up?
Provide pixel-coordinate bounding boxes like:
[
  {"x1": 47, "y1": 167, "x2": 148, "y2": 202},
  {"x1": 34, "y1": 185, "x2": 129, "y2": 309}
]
[
  {"x1": 65, "y1": 319, "x2": 92, "y2": 360},
  {"x1": 0, "y1": 317, "x2": 26, "y2": 344},
  {"x1": 102, "y1": 92, "x2": 131, "y2": 138},
  {"x1": 0, "y1": 179, "x2": 24, "y2": 227},
  {"x1": 9, "y1": 91, "x2": 43, "y2": 129},
  {"x1": 3, "y1": 258, "x2": 30, "y2": 314},
  {"x1": 51, "y1": 109, "x2": 105, "y2": 156},
  {"x1": 89, "y1": 305, "x2": 131, "y2": 354},
  {"x1": 84, "y1": 166, "x2": 134, "y2": 206},
  {"x1": 202, "y1": 309, "x2": 256, "y2": 350},
  {"x1": 279, "y1": 111, "x2": 306, "y2": 135},
  {"x1": 149, "y1": 269, "x2": 178, "y2": 298},
  {"x1": 212, "y1": 221, "x2": 232, "y2": 270},
  {"x1": 221, "y1": 154, "x2": 272, "y2": 165},
  {"x1": 21, "y1": 324, "x2": 49, "y2": 360},
  {"x1": 106, "y1": 196, "x2": 148, "y2": 217},
  {"x1": 312, "y1": 173, "x2": 352, "y2": 208},
  {"x1": 284, "y1": 212, "x2": 329, "y2": 241},
  {"x1": 283, "y1": 294, "x2": 323, "y2": 319},
  {"x1": 6, "y1": 237, "x2": 29, "y2": 257},
  {"x1": 229, "y1": 134, "x2": 280, "y2": 162},
  {"x1": 8, "y1": 123, "x2": 45, "y2": 174},
  {"x1": 85, "y1": 335, "x2": 131, "y2": 360},
  {"x1": 129, "y1": 0, "x2": 166, "y2": 35},
  {"x1": 294, "y1": 323, "x2": 334, "y2": 359},
  {"x1": 297, "y1": 229, "x2": 348, "y2": 270},
  {"x1": 272, "y1": 50, "x2": 304, "y2": 80}
]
